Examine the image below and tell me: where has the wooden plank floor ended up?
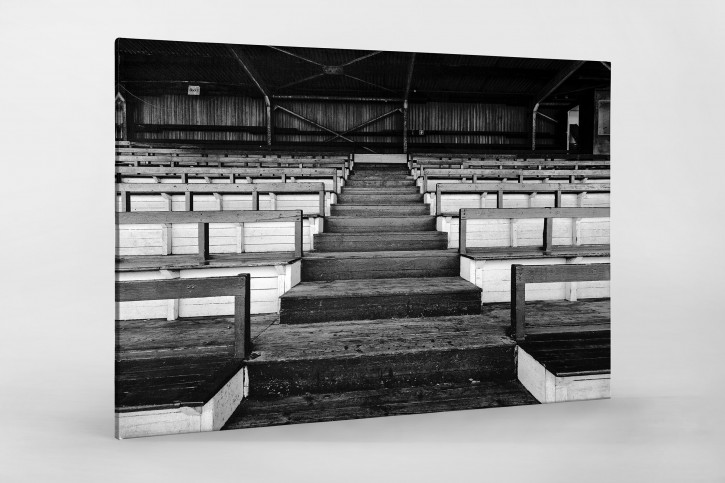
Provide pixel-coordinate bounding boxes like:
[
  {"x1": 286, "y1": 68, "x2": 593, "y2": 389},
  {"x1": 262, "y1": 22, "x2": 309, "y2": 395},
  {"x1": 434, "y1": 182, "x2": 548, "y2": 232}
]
[
  {"x1": 116, "y1": 313, "x2": 278, "y2": 361},
  {"x1": 116, "y1": 356, "x2": 242, "y2": 412},
  {"x1": 223, "y1": 380, "x2": 538, "y2": 429},
  {"x1": 481, "y1": 298, "x2": 610, "y2": 335}
]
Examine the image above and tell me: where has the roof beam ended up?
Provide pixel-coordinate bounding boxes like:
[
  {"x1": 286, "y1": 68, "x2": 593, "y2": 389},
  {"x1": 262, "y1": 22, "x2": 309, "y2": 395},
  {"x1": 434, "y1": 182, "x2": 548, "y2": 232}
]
[
  {"x1": 267, "y1": 46, "x2": 324, "y2": 67},
  {"x1": 339, "y1": 51, "x2": 382, "y2": 67},
  {"x1": 404, "y1": 53, "x2": 416, "y2": 100},
  {"x1": 226, "y1": 45, "x2": 271, "y2": 99},
  {"x1": 533, "y1": 60, "x2": 587, "y2": 108}
]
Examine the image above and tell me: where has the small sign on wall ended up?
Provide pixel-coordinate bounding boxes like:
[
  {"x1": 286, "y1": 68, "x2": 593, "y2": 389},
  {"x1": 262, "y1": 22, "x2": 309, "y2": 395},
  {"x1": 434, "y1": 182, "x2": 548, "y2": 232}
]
[{"x1": 188, "y1": 85, "x2": 200, "y2": 96}]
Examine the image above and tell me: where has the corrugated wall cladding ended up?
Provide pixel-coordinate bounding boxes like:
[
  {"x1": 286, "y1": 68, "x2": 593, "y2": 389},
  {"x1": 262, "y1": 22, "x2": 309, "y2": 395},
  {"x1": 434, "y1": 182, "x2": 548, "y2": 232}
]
[
  {"x1": 408, "y1": 102, "x2": 529, "y2": 145},
  {"x1": 133, "y1": 95, "x2": 266, "y2": 142},
  {"x1": 128, "y1": 95, "x2": 561, "y2": 148},
  {"x1": 273, "y1": 102, "x2": 402, "y2": 145}
]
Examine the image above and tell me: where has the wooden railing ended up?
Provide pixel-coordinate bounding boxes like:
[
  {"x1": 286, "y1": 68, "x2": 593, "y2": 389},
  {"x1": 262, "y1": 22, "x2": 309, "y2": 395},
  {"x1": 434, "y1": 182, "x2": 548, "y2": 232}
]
[
  {"x1": 116, "y1": 210, "x2": 305, "y2": 258},
  {"x1": 116, "y1": 274, "x2": 252, "y2": 358},
  {"x1": 435, "y1": 182, "x2": 610, "y2": 216},
  {"x1": 117, "y1": 182, "x2": 326, "y2": 218},
  {"x1": 510, "y1": 263, "x2": 611, "y2": 342},
  {"x1": 422, "y1": 168, "x2": 610, "y2": 193},
  {"x1": 458, "y1": 207, "x2": 610, "y2": 255}
]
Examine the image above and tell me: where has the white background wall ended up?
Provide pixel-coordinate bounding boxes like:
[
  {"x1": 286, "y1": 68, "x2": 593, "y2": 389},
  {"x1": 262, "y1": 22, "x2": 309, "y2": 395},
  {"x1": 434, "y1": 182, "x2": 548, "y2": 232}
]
[{"x1": 1, "y1": 1, "x2": 725, "y2": 482}]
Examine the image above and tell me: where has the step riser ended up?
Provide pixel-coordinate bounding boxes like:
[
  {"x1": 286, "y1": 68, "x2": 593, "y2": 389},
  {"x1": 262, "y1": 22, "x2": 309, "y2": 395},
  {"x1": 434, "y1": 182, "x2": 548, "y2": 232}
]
[
  {"x1": 246, "y1": 346, "x2": 514, "y2": 398},
  {"x1": 331, "y1": 205, "x2": 431, "y2": 216},
  {"x1": 325, "y1": 217, "x2": 436, "y2": 233},
  {"x1": 314, "y1": 238, "x2": 448, "y2": 252},
  {"x1": 345, "y1": 180, "x2": 415, "y2": 188},
  {"x1": 337, "y1": 194, "x2": 423, "y2": 204},
  {"x1": 302, "y1": 256, "x2": 458, "y2": 281},
  {"x1": 342, "y1": 187, "x2": 420, "y2": 194},
  {"x1": 348, "y1": 175, "x2": 412, "y2": 180},
  {"x1": 280, "y1": 291, "x2": 482, "y2": 324}
]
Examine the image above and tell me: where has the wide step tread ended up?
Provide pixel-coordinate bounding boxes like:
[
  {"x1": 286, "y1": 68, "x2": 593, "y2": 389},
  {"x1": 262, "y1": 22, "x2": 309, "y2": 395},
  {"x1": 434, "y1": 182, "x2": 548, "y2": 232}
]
[
  {"x1": 279, "y1": 277, "x2": 482, "y2": 324},
  {"x1": 222, "y1": 380, "x2": 538, "y2": 429}
]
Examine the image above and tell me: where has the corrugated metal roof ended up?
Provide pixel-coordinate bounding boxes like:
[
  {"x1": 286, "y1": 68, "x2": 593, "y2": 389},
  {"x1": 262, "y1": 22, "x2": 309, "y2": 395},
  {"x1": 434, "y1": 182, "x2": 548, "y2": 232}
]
[{"x1": 116, "y1": 39, "x2": 610, "y2": 103}]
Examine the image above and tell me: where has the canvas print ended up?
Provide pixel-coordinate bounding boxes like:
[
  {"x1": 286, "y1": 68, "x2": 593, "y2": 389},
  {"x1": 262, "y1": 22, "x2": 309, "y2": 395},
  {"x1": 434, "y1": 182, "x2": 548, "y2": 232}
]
[{"x1": 115, "y1": 39, "x2": 611, "y2": 438}]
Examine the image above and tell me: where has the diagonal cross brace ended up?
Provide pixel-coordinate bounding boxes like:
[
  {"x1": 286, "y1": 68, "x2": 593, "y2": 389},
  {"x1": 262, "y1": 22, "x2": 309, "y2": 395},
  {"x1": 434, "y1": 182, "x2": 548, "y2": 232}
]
[
  {"x1": 323, "y1": 108, "x2": 402, "y2": 143},
  {"x1": 274, "y1": 105, "x2": 376, "y2": 153}
]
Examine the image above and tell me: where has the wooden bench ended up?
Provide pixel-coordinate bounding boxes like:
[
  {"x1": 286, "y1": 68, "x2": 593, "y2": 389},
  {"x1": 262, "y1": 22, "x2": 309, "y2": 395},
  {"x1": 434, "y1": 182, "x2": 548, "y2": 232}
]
[
  {"x1": 421, "y1": 168, "x2": 611, "y2": 194},
  {"x1": 458, "y1": 207, "x2": 610, "y2": 256},
  {"x1": 116, "y1": 209, "x2": 305, "y2": 259},
  {"x1": 116, "y1": 149, "x2": 352, "y2": 176},
  {"x1": 510, "y1": 263, "x2": 611, "y2": 403},
  {"x1": 115, "y1": 274, "x2": 251, "y2": 438},
  {"x1": 117, "y1": 182, "x2": 327, "y2": 218},
  {"x1": 410, "y1": 154, "x2": 610, "y2": 176},
  {"x1": 435, "y1": 182, "x2": 610, "y2": 216},
  {"x1": 116, "y1": 166, "x2": 342, "y2": 194}
]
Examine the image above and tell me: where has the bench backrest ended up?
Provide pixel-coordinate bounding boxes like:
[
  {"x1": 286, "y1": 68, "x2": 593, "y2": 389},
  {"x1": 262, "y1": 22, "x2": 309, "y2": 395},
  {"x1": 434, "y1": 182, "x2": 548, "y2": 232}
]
[
  {"x1": 435, "y1": 182, "x2": 611, "y2": 215},
  {"x1": 510, "y1": 263, "x2": 610, "y2": 342},
  {"x1": 116, "y1": 274, "x2": 251, "y2": 358},
  {"x1": 116, "y1": 210, "x2": 305, "y2": 258},
  {"x1": 422, "y1": 168, "x2": 611, "y2": 192},
  {"x1": 116, "y1": 167, "x2": 339, "y2": 192},
  {"x1": 458, "y1": 207, "x2": 610, "y2": 255},
  {"x1": 117, "y1": 182, "x2": 326, "y2": 216}
]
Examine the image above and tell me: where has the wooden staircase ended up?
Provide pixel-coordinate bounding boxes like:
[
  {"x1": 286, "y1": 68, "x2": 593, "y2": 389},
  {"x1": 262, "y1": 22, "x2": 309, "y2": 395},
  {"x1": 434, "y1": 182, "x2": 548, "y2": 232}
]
[
  {"x1": 280, "y1": 163, "x2": 480, "y2": 323},
  {"x1": 224, "y1": 161, "x2": 537, "y2": 429}
]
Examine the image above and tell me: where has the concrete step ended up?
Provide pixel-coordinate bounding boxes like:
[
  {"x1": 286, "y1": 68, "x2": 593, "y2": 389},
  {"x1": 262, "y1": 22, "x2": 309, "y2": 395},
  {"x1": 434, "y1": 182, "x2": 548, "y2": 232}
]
[
  {"x1": 324, "y1": 216, "x2": 436, "y2": 233},
  {"x1": 337, "y1": 193, "x2": 423, "y2": 204},
  {"x1": 314, "y1": 231, "x2": 447, "y2": 251},
  {"x1": 223, "y1": 380, "x2": 537, "y2": 429},
  {"x1": 302, "y1": 249, "x2": 459, "y2": 280},
  {"x1": 279, "y1": 277, "x2": 482, "y2": 324},
  {"x1": 331, "y1": 204, "x2": 431, "y2": 217}
]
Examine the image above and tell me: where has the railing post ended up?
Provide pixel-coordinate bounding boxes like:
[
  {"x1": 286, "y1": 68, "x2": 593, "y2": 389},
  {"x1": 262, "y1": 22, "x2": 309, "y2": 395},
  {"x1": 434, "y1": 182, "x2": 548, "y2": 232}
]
[
  {"x1": 459, "y1": 208, "x2": 467, "y2": 255},
  {"x1": 436, "y1": 185, "x2": 442, "y2": 216},
  {"x1": 252, "y1": 190, "x2": 259, "y2": 211},
  {"x1": 197, "y1": 222, "x2": 209, "y2": 261},
  {"x1": 184, "y1": 192, "x2": 193, "y2": 211},
  {"x1": 233, "y1": 273, "x2": 251, "y2": 359},
  {"x1": 294, "y1": 211, "x2": 303, "y2": 258},
  {"x1": 511, "y1": 264, "x2": 526, "y2": 342},
  {"x1": 497, "y1": 190, "x2": 504, "y2": 208},
  {"x1": 319, "y1": 190, "x2": 325, "y2": 217}
]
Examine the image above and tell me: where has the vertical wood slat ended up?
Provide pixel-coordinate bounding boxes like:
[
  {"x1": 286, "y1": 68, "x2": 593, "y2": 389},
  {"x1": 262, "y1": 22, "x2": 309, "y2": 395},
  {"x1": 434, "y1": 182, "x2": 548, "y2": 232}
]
[
  {"x1": 121, "y1": 192, "x2": 131, "y2": 212},
  {"x1": 436, "y1": 185, "x2": 442, "y2": 216},
  {"x1": 459, "y1": 209, "x2": 467, "y2": 255},
  {"x1": 511, "y1": 265, "x2": 526, "y2": 342},
  {"x1": 543, "y1": 217, "x2": 554, "y2": 252},
  {"x1": 319, "y1": 191, "x2": 325, "y2": 216},
  {"x1": 184, "y1": 192, "x2": 193, "y2": 211},
  {"x1": 294, "y1": 210, "x2": 303, "y2": 258},
  {"x1": 197, "y1": 222, "x2": 209, "y2": 261},
  {"x1": 251, "y1": 191, "x2": 259, "y2": 211},
  {"x1": 497, "y1": 190, "x2": 504, "y2": 208}
]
